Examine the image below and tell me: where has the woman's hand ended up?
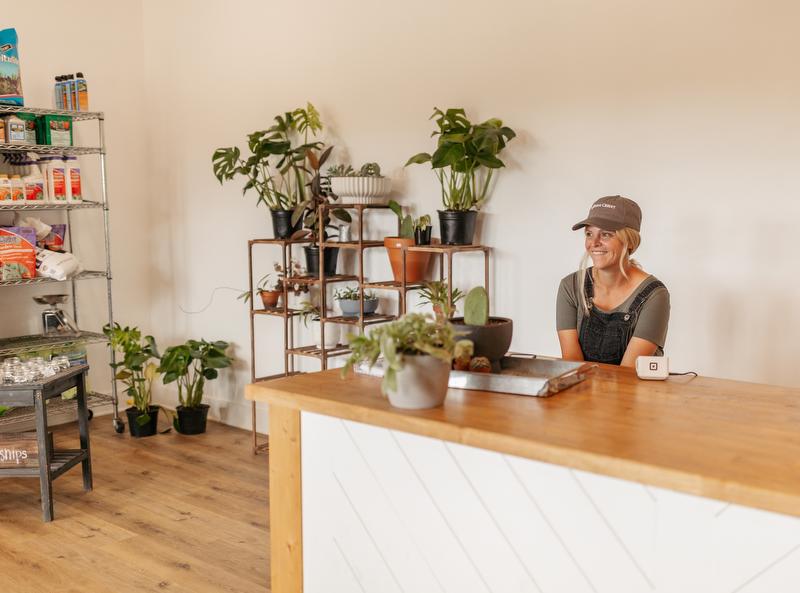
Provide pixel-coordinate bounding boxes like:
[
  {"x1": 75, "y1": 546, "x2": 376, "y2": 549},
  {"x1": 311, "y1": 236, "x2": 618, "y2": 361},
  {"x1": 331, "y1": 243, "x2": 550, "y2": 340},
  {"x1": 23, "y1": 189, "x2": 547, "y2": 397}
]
[
  {"x1": 620, "y1": 337, "x2": 659, "y2": 367},
  {"x1": 557, "y1": 330, "x2": 585, "y2": 362}
]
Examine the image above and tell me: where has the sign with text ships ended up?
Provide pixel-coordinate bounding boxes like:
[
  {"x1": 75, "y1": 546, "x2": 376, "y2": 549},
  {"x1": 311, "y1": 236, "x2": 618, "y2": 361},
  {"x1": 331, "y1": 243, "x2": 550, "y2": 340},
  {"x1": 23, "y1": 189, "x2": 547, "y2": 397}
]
[{"x1": 0, "y1": 432, "x2": 39, "y2": 467}]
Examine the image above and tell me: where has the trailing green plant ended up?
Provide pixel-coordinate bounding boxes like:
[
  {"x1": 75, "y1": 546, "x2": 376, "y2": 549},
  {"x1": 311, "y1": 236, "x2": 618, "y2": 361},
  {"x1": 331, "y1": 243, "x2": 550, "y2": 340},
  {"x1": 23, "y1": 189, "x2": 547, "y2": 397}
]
[
  {"x1": 388, "y1": 199, "x2": 413, "y2": 239},
  {"x1": 414, "y1": 214, "x2": 432, "y2": 231},
  {"x1": 418, "y1": 280, "x2": 464, "y2": 322},
  {"x1": 238, "y1": 273, "x2": 278, "y2": 303},
  {"x1": 342, "y1": 313, "x2": 462, "y2": 395},
  {"x1": 334, "y1": 287, "x2": 377, "y2": 301},
  {"x1": 103, "y1": 323, "x2": 160, "y2": 426},
  {"x1": 158, "y1": 340, "x2": 233, "y2": 412},
  {"x1": 327, "y1": 162, "x2": 383, "y2": 177},
  {"x1": 406, "y1": 107, "x2": 516, "y2": 211},
  {"x1": 212, "y1": 102, "x2": 324, "y2": 212},
  {"x1": 291, "y1": 146, "x2": 351, "y2": 244},
  {"x1": 298, "y1": 300, "x2": 322, "y2": 327},
  {"x1": 463, "y1": 286, "x2": 489, "y2": 326}
]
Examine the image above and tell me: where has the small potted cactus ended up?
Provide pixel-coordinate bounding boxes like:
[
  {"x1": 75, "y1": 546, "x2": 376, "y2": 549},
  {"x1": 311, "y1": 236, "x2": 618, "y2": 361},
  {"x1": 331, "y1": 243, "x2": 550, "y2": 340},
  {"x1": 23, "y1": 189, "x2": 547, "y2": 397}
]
[
  {"x1": 328, "y1": 162, "x2": 392, "y2": 204},
  {"x1": 450, "y1": 286, "x2": 512, "y2": 370},
  {"x1": 334, "y1": 287, "x2": 379, "y2": 318}
]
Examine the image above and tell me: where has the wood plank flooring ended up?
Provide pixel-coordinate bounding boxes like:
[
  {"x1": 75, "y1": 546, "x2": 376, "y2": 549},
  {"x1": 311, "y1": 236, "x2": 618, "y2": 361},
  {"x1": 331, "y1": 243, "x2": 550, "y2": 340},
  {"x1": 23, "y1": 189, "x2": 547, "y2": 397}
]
[{"x1": 0, "y1": 418, "x2": 270, "y2": 593}]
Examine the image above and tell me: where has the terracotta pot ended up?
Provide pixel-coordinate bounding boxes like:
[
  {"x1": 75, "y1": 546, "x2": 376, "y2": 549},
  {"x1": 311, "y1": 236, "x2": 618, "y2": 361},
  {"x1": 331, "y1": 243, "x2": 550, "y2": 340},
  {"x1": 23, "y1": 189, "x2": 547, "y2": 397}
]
[
  {"x1": 259, "y1": 290, "x2": 281, "y2": 309},
  {"x1": 384, "y1": 237, "x2": 431, "y2": 283}
]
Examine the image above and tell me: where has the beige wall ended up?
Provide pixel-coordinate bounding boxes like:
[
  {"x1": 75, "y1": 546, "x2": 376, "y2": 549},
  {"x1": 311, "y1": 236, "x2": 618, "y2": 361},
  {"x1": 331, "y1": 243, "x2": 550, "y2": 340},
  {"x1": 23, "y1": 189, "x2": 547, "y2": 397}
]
[{"x1": 6, "y1": 1, "x2": 800, "y2": 430}]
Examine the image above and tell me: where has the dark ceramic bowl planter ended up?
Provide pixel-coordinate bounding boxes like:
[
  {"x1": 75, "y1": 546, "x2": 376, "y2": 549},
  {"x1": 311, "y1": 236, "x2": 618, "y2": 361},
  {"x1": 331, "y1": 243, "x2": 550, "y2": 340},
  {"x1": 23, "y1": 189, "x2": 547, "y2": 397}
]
[
  {"x1": 414, "y1": 225, "x2": 432, "y2": 246},
  {"x1": 259, "y1": 290, "x2": 281, "y2": 309},
  {"x1": 176, "y1": 404, "x2": 210, "y2": 435},
  {"x1": 270, "y1": 209, "x2": 302, "y2": 239},
  {"x1": 450, "y1": 317, "x2": 513, "y2": 367},
  {"x1": 438, "y1": 210, "x2": 477, "y2": 245},
  {"x1": 304, "y1": 245, "x2": 339, "y2": 277},
  {"x1": 125, "y1": 406, "x2": 160, "y2": 438},
  {"x1": 338, "y1": 297, "x2": 379, "y2": 318}
]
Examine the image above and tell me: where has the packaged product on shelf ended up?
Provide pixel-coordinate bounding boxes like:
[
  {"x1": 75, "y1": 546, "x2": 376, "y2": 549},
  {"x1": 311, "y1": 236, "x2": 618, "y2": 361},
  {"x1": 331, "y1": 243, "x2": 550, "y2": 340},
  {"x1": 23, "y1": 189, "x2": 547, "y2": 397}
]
[
  {"x1": 63, "y1": 156, "x2": 81, "y2": 202},
  {"x1": 15, "y1": 216, "x2": 53, "y2": 242},
  {"x1": 22, "y1": 164, "x2": 44, "y2": 202},
  {"x1": 3, "y1": 115, "x2": 26, "y2": 144},
  {"x1": 75, "y1": 72, "x2": 89, "y2": 111},
  {"x1": 39, "y1": 224, "x2": 66, "y2": 251},
  {"x1": 0, "y1": 226, "x2": 36, "y2": 280},
  {"x1": 35, "y1": 246, "x2": 81, "y2": 281},
  {"x1": 0, "y1": 175, "x2": 10, "y2": 201},
  {"x1": 36, "y1": 115, "x2": 72, "y2": 146},
  {"x1": 18, "y1": 113, "x2": 36, "y2": 144},
  {"x1": 44, "y1": 157, "x2": 67, "y2": 202},
  {"x1": 9, "y1": 175, "x2": 24, "y2": 201},
  {"x1": 0, "y1": 28, "x2": 24, "y2": 106},
  {"x1": 0, "y1": 121, "x2": 5, "y2": 143}
]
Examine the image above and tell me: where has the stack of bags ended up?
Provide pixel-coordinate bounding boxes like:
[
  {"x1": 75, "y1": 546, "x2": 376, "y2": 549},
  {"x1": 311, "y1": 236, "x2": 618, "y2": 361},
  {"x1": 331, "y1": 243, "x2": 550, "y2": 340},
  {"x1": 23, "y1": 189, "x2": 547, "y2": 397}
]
[{"x1": 0, "y1": 216, "x2": 82, "y2": 281}]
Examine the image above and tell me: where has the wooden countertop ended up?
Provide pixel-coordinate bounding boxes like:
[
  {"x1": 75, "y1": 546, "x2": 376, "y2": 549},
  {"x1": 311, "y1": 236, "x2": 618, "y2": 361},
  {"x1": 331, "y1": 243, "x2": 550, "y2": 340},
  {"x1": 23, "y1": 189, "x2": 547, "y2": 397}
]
[{"x1": 246, "y1": 364, "x2": 800, "y2": 518}]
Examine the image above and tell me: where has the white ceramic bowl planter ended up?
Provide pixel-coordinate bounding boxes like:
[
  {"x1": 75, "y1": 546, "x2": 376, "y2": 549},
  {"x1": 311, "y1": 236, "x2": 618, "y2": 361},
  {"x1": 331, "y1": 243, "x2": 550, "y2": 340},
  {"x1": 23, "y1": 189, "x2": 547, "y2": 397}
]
[
  {"x1": 330, "y1": 176, "x2": 392, "y2": 205},
  {"x1": 313, "y1": 321, "x2": 339, "y2": 349},
  {"x1": 384, "y1": 354, "x2": 451, "y2": 409}
]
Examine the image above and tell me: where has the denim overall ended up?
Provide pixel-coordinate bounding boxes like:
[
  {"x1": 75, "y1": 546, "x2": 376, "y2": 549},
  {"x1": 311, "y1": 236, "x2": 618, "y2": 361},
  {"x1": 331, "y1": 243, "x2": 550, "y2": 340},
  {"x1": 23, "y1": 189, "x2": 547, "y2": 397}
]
[{"x1": 579, "y1": 269, "x2": 666, "y2": 365}]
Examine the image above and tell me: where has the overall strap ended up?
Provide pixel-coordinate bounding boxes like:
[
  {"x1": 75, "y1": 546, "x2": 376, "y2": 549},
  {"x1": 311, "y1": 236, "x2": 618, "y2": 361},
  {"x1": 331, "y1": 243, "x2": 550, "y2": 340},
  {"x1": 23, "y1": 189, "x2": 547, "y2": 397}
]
[
  {"x1": 627, "y1": 279, "x2": 666, "y2": 316},
  {"x1": 583, "y1": 268, "x2": 594, "y2": 302}
]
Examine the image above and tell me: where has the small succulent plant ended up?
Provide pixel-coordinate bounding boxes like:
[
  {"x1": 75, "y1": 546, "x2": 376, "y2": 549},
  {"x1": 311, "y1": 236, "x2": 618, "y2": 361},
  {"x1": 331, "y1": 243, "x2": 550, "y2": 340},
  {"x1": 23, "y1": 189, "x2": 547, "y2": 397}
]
[{"x1": 327, "y1": 162, "x2": 383, "y2": 178}]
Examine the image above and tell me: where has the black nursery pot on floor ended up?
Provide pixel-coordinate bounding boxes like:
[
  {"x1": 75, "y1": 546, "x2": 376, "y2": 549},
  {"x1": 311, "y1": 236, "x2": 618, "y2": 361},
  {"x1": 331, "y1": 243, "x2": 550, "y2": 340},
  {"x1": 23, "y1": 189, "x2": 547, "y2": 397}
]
[
  {"x1": 304, "y1": 245, "x2": 339, "y2": 276},
  {"x1": 270, "y1": 209, "x2": 302, "y2": 239},
  {"x1": 125, "y1": 406, "x2": 159, "y2": 438},
  {"x1": 176, "y1": 404, "x2": 210, "y2": 435},
  {"x1": 438, "y1": 210, "x2": 477, "y2": 245}
]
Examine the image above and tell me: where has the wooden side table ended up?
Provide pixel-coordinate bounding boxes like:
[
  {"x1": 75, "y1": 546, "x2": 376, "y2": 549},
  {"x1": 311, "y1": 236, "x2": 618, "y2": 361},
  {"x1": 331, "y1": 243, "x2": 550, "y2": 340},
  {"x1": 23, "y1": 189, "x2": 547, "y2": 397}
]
[{"x1": 0, "y1": 364, "x2": 92, "y2": 521}]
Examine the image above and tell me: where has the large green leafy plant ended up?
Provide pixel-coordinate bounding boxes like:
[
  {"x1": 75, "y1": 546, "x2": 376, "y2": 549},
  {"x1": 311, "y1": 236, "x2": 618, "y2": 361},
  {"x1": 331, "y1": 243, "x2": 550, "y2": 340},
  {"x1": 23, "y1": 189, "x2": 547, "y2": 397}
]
[
  {"x1": 103, "y1": 323, "x2": 160, "y2": 425},
  {"x1": 212, "y1": 103, "x2": 324, "y2": 212},
  {"x1": 158, "y1": 340, "x2": 233, "y2": 410},
  {"x1": 342, "y1": 313, "x2": 462, "y2": 395},
  {"x1": 406, "y1": 107, "x2": 516, "y2": 211}
]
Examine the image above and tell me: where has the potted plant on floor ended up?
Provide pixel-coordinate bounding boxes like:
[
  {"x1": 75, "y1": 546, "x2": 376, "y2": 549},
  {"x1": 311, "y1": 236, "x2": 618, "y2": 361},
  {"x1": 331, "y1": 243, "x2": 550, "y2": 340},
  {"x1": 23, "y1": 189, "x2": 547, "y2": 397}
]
[
  {"x1": 342, "y1": 313, "x2": 464, "y2": 409},
  {"x1": 292, "y1": 146, "x2": 351, "y2": 276},
  {"x1": 406, "y1": 107, "x2": 516, "y2": 245},
  {"x1": 212, "y1": 102, "x2": 325, "y2": 239},
  {"x1": 334, "y1": 286, "x2": 379, "y2": 317},
  {"x1": 299, "y1": 300, "x2": 340, "y2": 349},
  {"x1": 418, "y1": 280, "x2": 464, "y2": 323},
  {"x1": 450, "y1": 286, "x2": 512, "y2": 370},
  {"x1": 158, "y1": 339, "x2": 233, "y2": 435},
  {"x1": 328, "y1": 162, "x2": 392, "y2": 204},
  {"x1": 384, "y1": 200, "x2": 432, "y2": 283},
  {"x1": 103, "y1": 323, "x2": 161, "y2": 438}
]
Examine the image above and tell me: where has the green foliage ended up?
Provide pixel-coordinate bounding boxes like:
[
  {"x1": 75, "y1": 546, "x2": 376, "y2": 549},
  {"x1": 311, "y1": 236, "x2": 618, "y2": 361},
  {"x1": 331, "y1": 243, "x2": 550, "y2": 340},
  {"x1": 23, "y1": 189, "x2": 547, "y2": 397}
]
[
  {"x1": 158, "y1": 339, "x2": 233, "y2": 410},
  {"x1": 414, "y1": 214, "x2": 432, "y2": 231},
  {"x1": 212, "y1": 102, "x2": 324, "y2": 212},
  {"x1": 388, "y1": 200, "x2": 414, "y2": 238},
  {"x1": 463, "y1": 286, "x2": 489, "y2": 326},
  {"x1": 327, "y1": 162, "x2": 383, "y2": 178},
  {"x1": 238, "y1": 273, "x2": 277, "y2": 303},
  {"x1": 298, "y1": 300, "x2": 321, "y2": 327},
  {"x1": 418, "y1": 281, "x2": 464, "y2": 322},
  {"x1": 405, "y1": 107, "x2": 516, "y2": 211},
  {"x1": 334, "y1": 287, "x2": 377, "y2": 301},
  {"x1": 103, "y1": 323, "x2": 160, "y2": 423},
  {"x1": 342, "y1": 314, "x2": 462, "y2": 395}
]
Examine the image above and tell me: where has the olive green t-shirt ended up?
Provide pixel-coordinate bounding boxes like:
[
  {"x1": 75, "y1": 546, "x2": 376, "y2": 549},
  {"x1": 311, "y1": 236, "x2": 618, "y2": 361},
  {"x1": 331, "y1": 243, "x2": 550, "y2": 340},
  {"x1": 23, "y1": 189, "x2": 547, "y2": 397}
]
[{"x1": 556, "y1": 271, "x2": 671, "y2": 351}]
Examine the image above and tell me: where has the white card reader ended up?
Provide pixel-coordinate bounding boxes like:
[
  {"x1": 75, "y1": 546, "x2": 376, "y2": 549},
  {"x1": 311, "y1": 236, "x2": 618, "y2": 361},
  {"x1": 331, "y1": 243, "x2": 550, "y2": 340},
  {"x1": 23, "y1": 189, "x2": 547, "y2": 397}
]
[{"x1": 635, "y1": 356, "x2": 670, "y2": 380}]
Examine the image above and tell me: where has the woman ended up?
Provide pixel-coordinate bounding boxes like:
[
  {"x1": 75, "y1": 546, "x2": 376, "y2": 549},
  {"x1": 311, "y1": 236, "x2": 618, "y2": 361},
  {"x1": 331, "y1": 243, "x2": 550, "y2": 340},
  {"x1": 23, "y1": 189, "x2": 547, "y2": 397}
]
[{"x1": 556, "y1": 195, "x2": 670, "y2": 367}]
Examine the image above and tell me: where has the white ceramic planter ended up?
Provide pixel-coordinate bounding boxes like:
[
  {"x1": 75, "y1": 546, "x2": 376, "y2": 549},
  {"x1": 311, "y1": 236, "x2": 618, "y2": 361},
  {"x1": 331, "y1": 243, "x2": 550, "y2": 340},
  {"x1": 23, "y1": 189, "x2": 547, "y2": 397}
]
[
  {"x1": 313, "y1": 321, "x2": 340, "y2": 349},
  {"x1": 384, "y1": 354, "x2": 451, "y2": 409},
  {"x1": 330, "y1": 176, "x2": 392, "y2": 204}
]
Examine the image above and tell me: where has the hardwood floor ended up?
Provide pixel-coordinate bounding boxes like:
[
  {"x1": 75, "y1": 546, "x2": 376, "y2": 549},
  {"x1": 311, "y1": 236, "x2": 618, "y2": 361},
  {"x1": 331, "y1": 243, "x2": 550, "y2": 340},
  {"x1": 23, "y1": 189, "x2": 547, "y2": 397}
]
[{"x1": 0, "y1": 418, "x2": 270, "y2": 593}]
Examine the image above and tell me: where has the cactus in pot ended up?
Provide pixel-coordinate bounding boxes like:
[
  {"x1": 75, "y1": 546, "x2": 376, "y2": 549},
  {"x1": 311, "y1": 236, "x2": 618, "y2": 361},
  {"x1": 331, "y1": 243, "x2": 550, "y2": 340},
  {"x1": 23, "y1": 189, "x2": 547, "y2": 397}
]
[{"x1": 452, "y1": 287, "x2": 513, "y2": 368}]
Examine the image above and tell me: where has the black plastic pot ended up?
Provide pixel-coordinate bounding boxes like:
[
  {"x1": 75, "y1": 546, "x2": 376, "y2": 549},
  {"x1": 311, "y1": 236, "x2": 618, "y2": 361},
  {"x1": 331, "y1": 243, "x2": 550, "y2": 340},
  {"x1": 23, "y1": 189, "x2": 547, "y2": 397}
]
[
  {"x1": 414, "y1": 225, "x2": 432, "y2": 246},
  {"x1": 176, "y1": 404, "x2": 210, "y2": 435},
  {"x1": 438, "y1": 210, "x2": 477, "y2": 245},
  {"x1": 451, "y1": 317, "x2": 513, "y2": 369},
  {"x1": 270, "y1": 209, "x2": 302, "y2": 239},
  {"x1": 125, "y1": 406, "x2": 159, "y2": 438},
  {"x1": 304, "y1": 245, "x2": 339, "y2": 276}
]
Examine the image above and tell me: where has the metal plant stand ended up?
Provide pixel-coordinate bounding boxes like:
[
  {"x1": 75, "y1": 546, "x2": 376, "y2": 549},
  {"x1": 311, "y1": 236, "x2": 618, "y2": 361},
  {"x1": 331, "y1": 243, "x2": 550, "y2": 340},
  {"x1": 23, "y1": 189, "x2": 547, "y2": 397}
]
[
  {"x1": 0, "y1": 364, "x2": 93, "y2": 522},
  {"x1": 0, "y1": 105, "x2": 120, "y2": 433}
]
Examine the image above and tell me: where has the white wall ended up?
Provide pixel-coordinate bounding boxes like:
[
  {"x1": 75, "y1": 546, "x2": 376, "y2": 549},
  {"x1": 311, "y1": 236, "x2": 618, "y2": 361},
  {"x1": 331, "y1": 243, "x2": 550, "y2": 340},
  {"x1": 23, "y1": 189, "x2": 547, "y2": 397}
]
[
  {"x1": 1, "y1": 2, "x2": 149, "y2": 403},
  {"x1": 8, "y1": 1, "x2": 799, "y2": 431}
]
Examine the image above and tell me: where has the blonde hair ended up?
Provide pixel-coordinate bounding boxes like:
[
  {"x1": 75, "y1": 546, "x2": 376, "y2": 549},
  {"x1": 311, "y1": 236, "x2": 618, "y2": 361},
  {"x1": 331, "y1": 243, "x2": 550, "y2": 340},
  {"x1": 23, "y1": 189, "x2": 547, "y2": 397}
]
[{"x1": 577, "y1": 228, "x2": 642, "y2": 315}]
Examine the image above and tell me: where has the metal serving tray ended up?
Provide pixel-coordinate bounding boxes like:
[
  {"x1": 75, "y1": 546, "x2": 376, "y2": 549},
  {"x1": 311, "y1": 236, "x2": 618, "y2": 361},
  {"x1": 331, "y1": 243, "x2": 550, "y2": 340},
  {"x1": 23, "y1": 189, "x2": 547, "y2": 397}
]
[{"x1": 355, "y1": 354, "x2": 593, "y2": 397}]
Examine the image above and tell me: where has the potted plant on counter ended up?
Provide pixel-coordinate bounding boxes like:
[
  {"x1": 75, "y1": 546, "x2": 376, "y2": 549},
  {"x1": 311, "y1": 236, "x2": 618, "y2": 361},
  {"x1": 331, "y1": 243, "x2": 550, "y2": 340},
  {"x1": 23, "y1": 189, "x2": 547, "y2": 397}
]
[
  {"x1": 384, "y1": 200, "x2": 432, "y2": 283},
  {"x1": 450, "y1": 286, "x2": 512, "y2": 370},
  {"x1": 406, "y1": 107, "x2": 516, "y2": 245},
  {"x1": 334, "y1": 286, "x2": 379, "y2": 317},
  {"x1": 342, "y1": 313, "x2": 463, "y2": 409},
  {"x1": 212, "y1": 102, "x2": 325, "y2": 239},
  {"x1": 299, "y1": 300, "x2": 340, "y2": 349},
  {"x1": 103, "y1": 323, "x2": 161, "y2": 438},
  {"x1": 158, "y1": 339, "x2": 233, "y2": 435},
  {"x1": 418, "y1": 280, "x2": 463, "y2": 322},
  {"x1": 328, "y1": 162, "x2": 392, "y2": 204}
]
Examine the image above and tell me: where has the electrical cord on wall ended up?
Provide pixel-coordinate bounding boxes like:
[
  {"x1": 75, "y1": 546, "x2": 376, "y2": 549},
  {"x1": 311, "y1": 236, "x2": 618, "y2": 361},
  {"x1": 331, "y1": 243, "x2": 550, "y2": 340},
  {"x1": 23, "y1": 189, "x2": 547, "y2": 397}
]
[{"x1": 178, "y1": 286, "x2": 245, "y2": 315}]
